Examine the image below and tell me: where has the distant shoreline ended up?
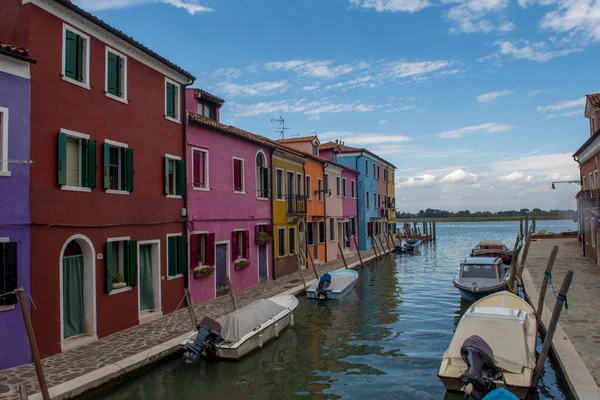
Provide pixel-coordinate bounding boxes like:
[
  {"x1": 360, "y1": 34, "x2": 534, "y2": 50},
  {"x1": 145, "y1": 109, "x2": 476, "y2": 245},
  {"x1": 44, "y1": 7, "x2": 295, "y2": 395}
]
[{"x1": 396, "y1": 215, "x2": 574, "y2": 223}]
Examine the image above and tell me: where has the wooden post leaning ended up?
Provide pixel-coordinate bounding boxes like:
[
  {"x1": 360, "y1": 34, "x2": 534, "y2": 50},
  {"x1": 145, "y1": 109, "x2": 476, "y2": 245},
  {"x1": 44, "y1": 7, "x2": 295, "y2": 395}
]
[
  {"x1": 520, "y1": 218, "x2": 524, "y2": 238},
  {"x1": 306, "y1": 247, "x2": 319, "y2": 280},
  {"x1": 371, "y1": 236, "x2": 380, "y2": 259},
  {"x1": 353, "y1": 235, "x2": 364, "y2": 268},
  {"x1": 518, "y1": 232, "x2": 533, "y2": 278},
  {"x1": 296, "y1": 254, "x2": 308, "y2": 291},
  {"x1": 337, "y1": 242, "x2": 349, "y2": 269},
  {"x1": 433, "y1": 220, "x2": 436, "y2": 240},
  {"x1": 537, "y1": 245, "x2": 559, "y2": 320},
  {"x1": 377, "y1": 235, "x2": 386, "y2": 255},
  {"x1": 507, "y1": 247, "x2": 520, "y2": 295},
  {"x1": 184, "y1": 288, "x2": 198, "y2": 330},
  {"x1": 382, "y1": 234, "x2": 392, "y2": 254}
]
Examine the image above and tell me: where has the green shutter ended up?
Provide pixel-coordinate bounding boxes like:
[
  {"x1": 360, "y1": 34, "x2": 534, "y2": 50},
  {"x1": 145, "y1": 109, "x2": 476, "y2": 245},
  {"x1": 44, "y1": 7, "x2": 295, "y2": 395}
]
[
  {"x1": 58, "y1": 132, "x2": 67, "y2": 185},
  {"x1": 177, "y1": 159, "x2": 185, "y2": 196},
  {"x1": 81, "y1": 139, "x2": 88, "y2": 187},
  {"x1": 107, "y1": 52, "x2": 117, "y2": 95},
  {"x1": 105, "y1": 242, "x2": 113, "y2": 293},
  {"x1": 65, "y1": 30, "x2": 77, "y2": 79},
  {"x1": 127, "y1": 240, "x2": 137, "y2": 287},
  {"x1": 126, "y1": 148, "x2": 134, "y2": 192},
  {"x1": 164, "y1": 157, "x2": 170, "y2": 195},
  {"x1": 120, "y1": 147, "x2": 127, "y2": 191},
  {"x1": 87, "y1": 139, "x2": 96, "y2": 189},
  {"x1": 168, "y1": 236, "x2": 178, "y2": 276},
  {"x1": 76, "y1": 34, "x2": 84, "y2": 82},
  {"x1": 166, "y1": 82, "x2": 174, "y2": 118},
  {"x1": 103, "y1": 143, "x2": 110, "y2": 189},
  {"x1": 178, "y1": 235, "x2": 187, "y2": 275},
  {"x1": 116, "y1": 56, "x2": 123, "y2": 97}
]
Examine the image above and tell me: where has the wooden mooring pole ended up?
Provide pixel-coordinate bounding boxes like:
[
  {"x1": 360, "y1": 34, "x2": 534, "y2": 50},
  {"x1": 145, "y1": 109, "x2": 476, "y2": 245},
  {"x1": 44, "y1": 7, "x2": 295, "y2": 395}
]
[
  {"x1": 532, "y1": 270, "x2": 574, "y2": 388},
  {"x1": 353, "y1": 235, "x2": 364, "y2": 268},
  {"x1": 371, "y1": 236, "x2": 380, "y2": 259},
  {"x1": 337, "y1": 242, "x2": 349, "y2": 269},
  {"x1": 433, "y1": 221, "x2": 436, "y2": 240},
  {"x1": 16, "y1": 288, "x2": 50, "y2": 400},
  {"x1": 381, "y1": 234, "x2": 391, "y2": 254},
  {"x1": 519, "y1": 232, "x2": 533, "y2": 278},
  {"x1": 532, "y1": 217, "x2": 536, "y2": 233},
  {"x1": 508, "y1": 247, "x2": 520, "y2": 295},
  {"x1": 513, "y1": 233, "x2": 521, "y2": 252},
  {"x1": 306, "y1": 248, "x2": 319, "y2": 280},
  {"x1": 520, "y1": 218, "x2": 524, "y2": 238},
  {"x1": 296, "y1": 254, "x2": 308, "y2": 291},
  {"x1": 537, "y1": 246, "x2": 559, "y2": 320},
  {"x1": 525, "y1": 216, "x2": 529, "y2": 235},
  {"x1": 226, "y1": 277, "x2": 238, "y2": 310},
  {"x1": 184, "y1": 288, "x2": 198, "y2": 330}
]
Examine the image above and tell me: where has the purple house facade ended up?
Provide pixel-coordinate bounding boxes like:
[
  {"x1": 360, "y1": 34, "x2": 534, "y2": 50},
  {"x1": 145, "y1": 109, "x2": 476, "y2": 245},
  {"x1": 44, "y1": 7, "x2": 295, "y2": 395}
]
[
  {"x1": 342, "y1": 168, "x2": 359, "y2": 252},
  {"x1": 0, "y1": 44, "x2": 35, "y2": 370},
  {"x1": 185, "y1": 89, "x2": 274, "y2": 303}
]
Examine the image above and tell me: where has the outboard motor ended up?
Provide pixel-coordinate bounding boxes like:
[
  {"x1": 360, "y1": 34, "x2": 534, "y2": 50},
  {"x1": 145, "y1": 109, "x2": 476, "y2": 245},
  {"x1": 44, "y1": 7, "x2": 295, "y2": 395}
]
[
  {"x1": 316, "y1": 273, "x2": 332, "y2": 300},
  {"x1": 183, "y1": 317, "x2": 223, "y2": 363},
  {"x1": 459, "y1": 335, "x2": 497, "y2": 400}
]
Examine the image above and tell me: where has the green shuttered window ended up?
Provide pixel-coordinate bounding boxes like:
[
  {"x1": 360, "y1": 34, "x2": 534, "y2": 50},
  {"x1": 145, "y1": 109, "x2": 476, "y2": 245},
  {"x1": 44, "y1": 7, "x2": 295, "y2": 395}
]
[
  {"x1": 107, "y1": 51, "x2": 124, "y2": 98},
  {"x1": 64, "y1": 28, "x2": 87, "y2": 83},
  {"x1": 57, "y1": 131, "x2": 96, "y2": 189},
  {"x1": 164, "y1": 157, "x2": 185, "y2": 196},
  {"x1": 168, "y1": 235, "x2": 187, "y2": 277},
  {"x1": 0, "y1": 242, "x2": 18, "y2": 306},
  {"x1": 105, "y1": 240, "x2": 137, "y2": 293},
  {"x1": 103, "y1": 143, "x2": 133, "y2": 192},
  {"x1": 165, "y1": 80, "x2": 179, "y2": 120}
]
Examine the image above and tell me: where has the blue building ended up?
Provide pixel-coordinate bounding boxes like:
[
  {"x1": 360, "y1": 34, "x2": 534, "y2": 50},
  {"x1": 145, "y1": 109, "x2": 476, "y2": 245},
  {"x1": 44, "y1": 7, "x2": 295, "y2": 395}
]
[{"x1": 319, "y1": 141, "x2": 395, "y2": 251}]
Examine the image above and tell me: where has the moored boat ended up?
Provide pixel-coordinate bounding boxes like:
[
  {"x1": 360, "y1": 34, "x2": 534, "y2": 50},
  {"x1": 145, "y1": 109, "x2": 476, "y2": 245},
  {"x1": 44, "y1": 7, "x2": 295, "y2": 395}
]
[
  {"x1": 438, "y1": 291, "x2": 537, "y2": 399},
  {"x1": 471, "y1": 240, "x2": 513, "y2": 265},
  {"x1": 395, "y1": 239, "x2": 423, "y2": 253},
  {"x1": 306, "y1": 269, "x2": 358, "y2": 300},
  {"x1": 453, "y1": 257, "x2": 507, "y2": 302},
  {"x1": 181, "y1": 294, "x2": 299, "y2": 362}
]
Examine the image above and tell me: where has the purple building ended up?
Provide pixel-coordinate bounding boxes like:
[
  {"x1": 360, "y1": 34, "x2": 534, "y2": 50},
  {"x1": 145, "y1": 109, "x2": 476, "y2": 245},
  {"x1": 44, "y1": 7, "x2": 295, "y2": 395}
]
[{"x1": 0, "y1": 43, "x2": 35, "y2": 370}]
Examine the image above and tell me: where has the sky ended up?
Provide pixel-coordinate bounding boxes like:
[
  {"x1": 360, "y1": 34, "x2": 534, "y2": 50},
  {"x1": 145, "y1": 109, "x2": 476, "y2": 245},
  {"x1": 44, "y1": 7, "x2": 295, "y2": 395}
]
[{"x1": 72, "y1": 0, "x2": 595, "y2": 212}]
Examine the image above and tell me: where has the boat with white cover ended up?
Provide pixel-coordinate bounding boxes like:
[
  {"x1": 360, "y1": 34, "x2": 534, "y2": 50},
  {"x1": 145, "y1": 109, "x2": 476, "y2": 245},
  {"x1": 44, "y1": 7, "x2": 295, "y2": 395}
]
[
  {"x1": 181, "y1": 294, "x2": 298, "y2": 361},
  {"x1": 306, "y1": 269, "x2": 358, "y2": 300},
  {"x1": 438, "y1": 292, "x2": 537, "y2": 399}
]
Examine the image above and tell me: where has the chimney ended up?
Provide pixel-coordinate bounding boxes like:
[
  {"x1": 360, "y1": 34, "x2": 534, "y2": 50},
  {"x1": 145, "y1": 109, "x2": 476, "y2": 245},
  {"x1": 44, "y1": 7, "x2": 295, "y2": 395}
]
[{"x1": 335, "y1": 139, "x2": 339, "y2": 144}]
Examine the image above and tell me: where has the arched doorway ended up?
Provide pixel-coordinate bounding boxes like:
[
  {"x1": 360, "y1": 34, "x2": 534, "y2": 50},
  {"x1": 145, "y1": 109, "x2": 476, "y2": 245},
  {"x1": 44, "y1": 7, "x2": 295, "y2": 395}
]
[{"x1": 60, "y1": 235, "x2": 96, "y2": 348}]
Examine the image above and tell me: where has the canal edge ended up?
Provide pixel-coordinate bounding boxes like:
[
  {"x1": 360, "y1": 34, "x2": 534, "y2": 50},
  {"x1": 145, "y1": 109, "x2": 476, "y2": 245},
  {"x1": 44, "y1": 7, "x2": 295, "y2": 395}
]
[
  {"x1": 521, "y1": 269, "x2": 600, "y2": 400},
  {"x1": 28, "y1": 254, "x2": 380, "y2": 400}
]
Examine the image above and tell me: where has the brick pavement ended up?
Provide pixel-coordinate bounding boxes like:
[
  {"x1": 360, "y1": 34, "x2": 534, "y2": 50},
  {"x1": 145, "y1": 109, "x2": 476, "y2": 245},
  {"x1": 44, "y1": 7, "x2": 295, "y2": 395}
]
[{"x1": 0, "y1": 250, "x2": 376, "y2": 399}]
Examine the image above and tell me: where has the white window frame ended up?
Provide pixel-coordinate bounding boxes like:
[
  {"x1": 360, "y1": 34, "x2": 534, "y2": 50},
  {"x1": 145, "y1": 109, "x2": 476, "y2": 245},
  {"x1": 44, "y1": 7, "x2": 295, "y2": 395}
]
[
  {"x1": 0, "y1": 107, "x2": 9, "y2": 176},
  {"x1": 336, "y1": 176, "x2": 341, "y2": 197},
  {"x1": 165, "y1": 153, "x2": 182, "y2": 199},
  {"x1": 351, "y1": 180, "x2": 355, "y2": 198},
  {"x1": 60, "y1": 128, "x2": 91, "y2": 193},
  {"x1": 62, "y1": 24, "x2": 91, "y2": 90},
  {"x1": 296, "y1": 172, "x2": 303, "y2": 197},
  {"x1": 275, "y1": 168, "x2": 285, "y2": 201},
  {"x1": 104, "y1": 46, "x2": 128, "y2": 104},
  {"x1": 166, "y1": 233, "x2": 184, "y2": 280},
  {"x1": 232, "y1": 156, "x2": 246, "y2": 194},
  {"x1": 105, "y1": 139, "x2": 130, "y2": 195},
  {"x1": 288, "y1": 226, "x2": 296, "y2": 255},
  {"x1": 306, "y1": 175, "x2": 312, "y2": 200},
  {"x1": 107, "y1": 236, "x2": 133, "y2": 294},
  {"x1": 342, "y1": 177, "x2": 347, "y2": 197},
  {"x1": 164, "y1": 77, "x2": 181, "y2": 124},
  {"x1": 191, "y1": 147, "x2": 209, "y2": 191},
  {"x1": 277, "y1": 227, "x2": 286, "y2": 258}
]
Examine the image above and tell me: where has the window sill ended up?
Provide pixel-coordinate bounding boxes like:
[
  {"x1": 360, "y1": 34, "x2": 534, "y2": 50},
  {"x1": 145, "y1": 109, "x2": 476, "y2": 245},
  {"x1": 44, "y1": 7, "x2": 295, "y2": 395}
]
[
  {"x1": 165, "y1": 115, "x2": 181, "y2": 124},
  {"x1": 61, "y1": 185, "x2": 92, "y2": 193},
  {"x1": 192, "y1": 186, "x2": 210, "y2": 191},
  {"x1": 106, "y1": 189, "x2": 130, "y2": 196},
  {"x1": 62, "y1": 76, "x2": 90, "y2": 90},
  {"x1": 0, "y1": 304, "x2": 16, "y2": 312},
  {"x1": 233, "y1": 191, "x2": 246, "y2": 195},
  {"x1": 167, "y1": 274, "x2": 184, "y2": 281},
  {"x1": 166, "y1": 194, "x2": 183, "y2": 199},
  {"x1": 256, "y1": 197, "x2": 270, "y2": 201},
  {"x1": 109, "y1": 286, "x2": 132, "y2": 296},
  {"x1": 276, "y1": 198, "x2": 285, "y2": 202},
  {"x1": 0, "y1": 171, "x2": 11, "y2": 177},
  {"x1": 105, "y1": 92, "x2": 128, "y2": 104}
]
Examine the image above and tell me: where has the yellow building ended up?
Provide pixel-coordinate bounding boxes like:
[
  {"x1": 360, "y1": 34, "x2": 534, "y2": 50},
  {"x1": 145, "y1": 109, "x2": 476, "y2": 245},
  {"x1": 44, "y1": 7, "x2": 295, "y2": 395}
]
[{"x1": 385, "y1": 165, "x2": 397, "y2": 233}]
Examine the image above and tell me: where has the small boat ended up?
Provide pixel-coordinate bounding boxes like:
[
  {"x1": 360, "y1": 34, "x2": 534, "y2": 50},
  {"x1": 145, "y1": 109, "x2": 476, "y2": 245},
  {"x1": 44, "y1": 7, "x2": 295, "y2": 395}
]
[
  {"x1": 453, "y1": 257, "x2": 508, "y2": 302},
  {"x1": 471, "y1": 240, "x2": 513, "y2": 265},
  {"x1": 181, "y1": 294, "x2": 298, "y2": 362},
  {"x1": 438, "y1": 291, "x2": 537, "y2": 400},
  {"x1": 395, "y1": 239, "x2": 423, "y2": 253},
  {"x1": 306, "y1": 269, "x2": 358, "y2": 300}
]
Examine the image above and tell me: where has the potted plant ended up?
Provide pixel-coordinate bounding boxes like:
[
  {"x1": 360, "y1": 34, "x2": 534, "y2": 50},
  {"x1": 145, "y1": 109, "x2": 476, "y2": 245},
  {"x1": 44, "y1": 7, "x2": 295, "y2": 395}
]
[
  {"x1": 194, "y1": 265, "x2": 214, "y2": 278},
  {"x1": 234, "y1": 258, "x2": 250, "y2": 271},
  {"x1": 255, "y1": 231, "x2": 273, "y2": 245},
  {"x1": 112, "y1": 274, "x2": 126, "y2": 289}
]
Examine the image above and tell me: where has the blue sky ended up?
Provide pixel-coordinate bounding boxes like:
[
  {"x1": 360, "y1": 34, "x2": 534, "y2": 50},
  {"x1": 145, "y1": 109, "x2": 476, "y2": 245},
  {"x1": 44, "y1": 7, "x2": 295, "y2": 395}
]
[{"x1": 74, "y1": 0, "x2": 594, "y2": 212}]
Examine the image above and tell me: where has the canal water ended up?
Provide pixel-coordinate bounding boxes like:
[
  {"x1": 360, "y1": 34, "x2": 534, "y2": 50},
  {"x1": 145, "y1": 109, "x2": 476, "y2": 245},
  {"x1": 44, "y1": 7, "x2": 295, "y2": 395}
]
[{"x1": 87, "y1": 220, "x2": 575, "y2": 400}]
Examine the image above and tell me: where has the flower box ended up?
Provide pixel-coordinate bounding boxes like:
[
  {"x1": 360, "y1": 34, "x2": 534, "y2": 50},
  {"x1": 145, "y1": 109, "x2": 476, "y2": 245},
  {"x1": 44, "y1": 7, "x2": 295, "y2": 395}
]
[
  {"x1": 255, "y1": 231, "x2": 273, "y2": 245},
  {"x1": 234, "y1": 258, "x2": 250, "y2": 271},
  {"x1": 112, "y1": 273, "x2": 126, "y2": 289},
  {"x1": 194, "y1": 265, "x2": 214, "y2": 279}
]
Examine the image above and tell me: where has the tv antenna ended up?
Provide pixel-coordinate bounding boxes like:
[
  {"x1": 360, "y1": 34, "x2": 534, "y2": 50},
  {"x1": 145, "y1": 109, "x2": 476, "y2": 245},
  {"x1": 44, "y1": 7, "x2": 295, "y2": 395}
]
[{"x1": 271, "y1": 115, "x2": 289, "y2": 139}]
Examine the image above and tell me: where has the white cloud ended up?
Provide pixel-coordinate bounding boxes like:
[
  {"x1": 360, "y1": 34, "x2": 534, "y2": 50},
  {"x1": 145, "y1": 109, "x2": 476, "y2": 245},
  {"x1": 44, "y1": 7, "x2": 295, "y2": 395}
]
[
  {"x1": 379, "y1": 119, "x2": 388, "y2": 124},
  {"x1": 493, "y1": 39, "x2": 581, "y2": 62},
  {"x1": 537, "y1": 97, "x2": 584, "y2": 112},
  {"x1": 383, "y1": 60, "x2": 451, "y2": 79},
  {"x1": 397, "y1": 174, "x2": 437, "y2": 187},
  {"x1": 72, "y1": 0, "x2": 213, "y2": 14},
  {"x1": 385, "y1": 105, "x2": 416, "y2": 112},
  {"x1": 477, "y1": 90, "x2": 513, "y2": 103},
  {"x1": 302, "y1": 84, "x2": 320, "y2": 91},
  {"x1": 215, "y1": 80, "x2": 287, "y2": 97},
  {"x1": 212, "y1": 68, "x2": 243, "y2": 80},
  {"x1": 441, "y1": 168, "x2": 478, "y2": 183},
  {"x1": 265, "y1": 60, "x2": 356, "y2": 79},
  {"x1": 527, "y1": 89, "x2": 546, "y2": 97},
  {"x1": 325, "y1": 75, "x2": 376, "y2": 90},
  {"x1": 490, "y1": 152, "x2": 577, "y2": 175},
  {"x1": 499, "y1": 171, "x2": 534, "y2": 182},
  {"x1": 436, "y1": 122, "x2": 513, "y2": 139},
  {"x1": 233, "y1": 99, "x2": 377, "y2": 117},
  {"x1": 349, "y1": 0, "x2": 432, "y2": 13},
  {"x1": 445, "y1": 0, "x2": 512, "y2": 34},
  {"x1": 536, "y1": 0, "x2": 600, "y2": 41}
]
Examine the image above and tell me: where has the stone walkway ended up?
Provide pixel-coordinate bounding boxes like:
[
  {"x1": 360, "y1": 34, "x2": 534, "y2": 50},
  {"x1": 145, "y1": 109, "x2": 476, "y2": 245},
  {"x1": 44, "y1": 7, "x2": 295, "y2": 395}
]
[
  {"x1": 0, "y1": 250, "x2": 376, "y2": 399},
  {"x1": 524, "y1": 238, "x2": 600, "y2": 387}
]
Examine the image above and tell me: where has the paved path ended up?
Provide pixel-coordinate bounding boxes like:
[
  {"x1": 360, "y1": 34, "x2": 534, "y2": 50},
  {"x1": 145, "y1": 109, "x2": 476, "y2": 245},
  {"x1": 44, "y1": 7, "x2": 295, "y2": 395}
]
[
  {"x1": 524, "y1": 238, "x2": 600, "y2": 388},
  {"x1": 0, "y1": 250, "x2": 377, "y2": 399}
]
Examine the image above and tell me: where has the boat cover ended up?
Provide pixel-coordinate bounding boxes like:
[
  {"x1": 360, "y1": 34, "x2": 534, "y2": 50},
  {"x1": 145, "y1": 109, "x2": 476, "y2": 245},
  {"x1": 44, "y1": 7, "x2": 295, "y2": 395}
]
[
  {"x1": 217, "y1": 299, "x2": 286, "y2": 343},
  {"x1": 478, "y1": 240, "x2": 504, "y2": 246},
  {"x1": 308, "y1": 273, "x2": 357, "y2": 293}
]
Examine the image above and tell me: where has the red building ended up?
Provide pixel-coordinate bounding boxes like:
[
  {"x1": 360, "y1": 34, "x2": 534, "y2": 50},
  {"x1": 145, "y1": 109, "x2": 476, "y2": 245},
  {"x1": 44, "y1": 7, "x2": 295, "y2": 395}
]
[{"x1": 1, "y1": 0, "x2": 195, "y2": 357}]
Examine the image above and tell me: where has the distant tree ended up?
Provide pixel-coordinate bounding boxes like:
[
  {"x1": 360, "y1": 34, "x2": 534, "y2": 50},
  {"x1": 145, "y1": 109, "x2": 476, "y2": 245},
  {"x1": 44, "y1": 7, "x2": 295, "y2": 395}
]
[{"x1": 519, "y1": 208, "x2": 530, "y2": 215}]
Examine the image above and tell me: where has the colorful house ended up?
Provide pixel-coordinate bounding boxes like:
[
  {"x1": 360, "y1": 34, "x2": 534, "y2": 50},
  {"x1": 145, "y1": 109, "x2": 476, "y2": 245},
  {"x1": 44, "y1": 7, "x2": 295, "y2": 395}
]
[
  {"x1": 0, "y1": 43, "x2": 35, "y2": 370},
  {"x1": 385, "y1": 165, "x2": 397, "y2": 233},
  {"x1": 1, "y1": 0, "x2": 195, "y2": 358},
  {"x1": 185, "y1": 89, "x2": 274, "y2": 303},
  {"x1": 341, "y1": 167, "x2": 359, "y2": 252}
]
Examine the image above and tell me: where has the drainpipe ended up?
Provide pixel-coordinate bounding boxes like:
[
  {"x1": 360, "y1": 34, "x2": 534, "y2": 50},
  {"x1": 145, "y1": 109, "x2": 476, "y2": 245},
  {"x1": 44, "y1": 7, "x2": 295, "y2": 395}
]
[
  {"x1": 573, "y1": 154, "x2": 585, "y2": 256},
  {"x1": 270, "y1": 148, "x2": 276, "y2": 280},
  {"x1": 323, "y1": 162, "x2": 329, "y2": 262},
  {"x1": 355, "y1": 155, "x2": 360, "y2": 251},
  {"x1": 183, "y1": 83, "x2": 191, "y2": 290}
]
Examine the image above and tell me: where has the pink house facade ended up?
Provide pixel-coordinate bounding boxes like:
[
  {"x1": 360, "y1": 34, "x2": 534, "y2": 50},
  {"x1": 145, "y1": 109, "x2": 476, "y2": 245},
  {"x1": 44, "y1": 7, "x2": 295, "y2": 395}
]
[
  {"x1": 325, "y1": 163, "x2": 344, "y2": 258},
  {"x1": 342, "y1": 168, "x2": 359, "y2": 252},
  {"x1": 186, "y1": 89, "x2": 274, "y2": 303}
]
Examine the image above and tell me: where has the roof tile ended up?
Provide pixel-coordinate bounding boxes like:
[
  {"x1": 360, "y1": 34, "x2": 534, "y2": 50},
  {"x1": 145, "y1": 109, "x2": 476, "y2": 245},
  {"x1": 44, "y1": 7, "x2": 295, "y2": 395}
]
[
  {"x1": 276, "y1": 136, "x2": 318, "y2": 144},
  {"x1": 586, "y1": 93, "x2": 600, "y2": 108}
]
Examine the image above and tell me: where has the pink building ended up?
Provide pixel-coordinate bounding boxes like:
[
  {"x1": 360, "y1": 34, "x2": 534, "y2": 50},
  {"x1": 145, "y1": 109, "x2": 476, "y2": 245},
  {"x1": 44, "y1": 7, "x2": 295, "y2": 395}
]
[
  {"x1": 342, "y1": 168, "x2": 359, "y2": 252},
  {"x1": 186, "y1": 89, "x2": 274, "y2": 303}
]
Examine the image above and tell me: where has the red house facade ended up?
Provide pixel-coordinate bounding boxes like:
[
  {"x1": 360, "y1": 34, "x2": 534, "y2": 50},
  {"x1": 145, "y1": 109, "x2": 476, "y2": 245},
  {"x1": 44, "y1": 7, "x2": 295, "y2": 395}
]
[{"x1": 1, "y1": 0, "x2": 195, "y2": 357}]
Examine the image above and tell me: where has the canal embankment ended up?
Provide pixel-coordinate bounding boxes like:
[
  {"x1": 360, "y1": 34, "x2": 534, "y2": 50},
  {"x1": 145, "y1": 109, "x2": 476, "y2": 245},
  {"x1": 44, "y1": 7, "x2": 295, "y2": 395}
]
[
  {"x1": 521, "y1": 238, "x2": 600, "y2": 400},
  {"x1": 0, "y1": 249, "x2": 379, "y2": 400}
]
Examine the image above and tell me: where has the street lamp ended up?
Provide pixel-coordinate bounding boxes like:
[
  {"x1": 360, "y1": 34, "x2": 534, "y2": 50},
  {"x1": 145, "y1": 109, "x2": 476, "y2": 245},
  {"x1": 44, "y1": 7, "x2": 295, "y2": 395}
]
[{"x1": 551, "y1": 180, "x2": 581, "y2": 189}]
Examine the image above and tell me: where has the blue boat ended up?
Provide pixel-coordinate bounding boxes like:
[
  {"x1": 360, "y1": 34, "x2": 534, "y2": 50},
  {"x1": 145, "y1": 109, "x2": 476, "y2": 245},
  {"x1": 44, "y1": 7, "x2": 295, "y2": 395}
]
[
  {"x1": 306, "y1": 270, "x2": 358, "y2": 300},
  {"x1": 395, "y1": 239, "x2": 423, "y2": 253},
  {"x1": 453, "y1": 257, "x2": 508, "y2": 302}
]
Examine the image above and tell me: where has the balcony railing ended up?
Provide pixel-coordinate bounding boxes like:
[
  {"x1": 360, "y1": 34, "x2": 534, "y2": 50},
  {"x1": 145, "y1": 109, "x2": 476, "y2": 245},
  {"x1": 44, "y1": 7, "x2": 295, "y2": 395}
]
[{"x1": 286, "y1": 194, "x2": 307, "y2": 214}]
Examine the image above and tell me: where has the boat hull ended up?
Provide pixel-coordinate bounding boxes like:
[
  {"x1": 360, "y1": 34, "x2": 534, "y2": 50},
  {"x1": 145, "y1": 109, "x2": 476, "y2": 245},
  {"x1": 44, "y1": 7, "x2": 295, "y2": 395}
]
[
  {"x1": 453, "y1": 280, "x2": 507, "y2": 302},
  {"x1": 306, "y1": 280, "x2": 357, "y2": 299},
  {"x1": 438, "y1": 375, "x2": 530, "y2": 400},
  {"x1": 306, "y1": 270, "x2": 358, "y2": 300}
]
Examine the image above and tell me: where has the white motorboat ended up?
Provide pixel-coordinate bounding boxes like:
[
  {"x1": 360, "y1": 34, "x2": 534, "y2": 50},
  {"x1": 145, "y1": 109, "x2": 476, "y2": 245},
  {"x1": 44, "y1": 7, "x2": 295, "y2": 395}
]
[
  {"x1": 306, "y1": 269, "x2": 358, "y2": 300},
  {"x1": 453, "y1": 257, "x2": 508, "y2": 303},
  {"x1": 181, "y1": 294, "x2": 299, "y2": 362}
]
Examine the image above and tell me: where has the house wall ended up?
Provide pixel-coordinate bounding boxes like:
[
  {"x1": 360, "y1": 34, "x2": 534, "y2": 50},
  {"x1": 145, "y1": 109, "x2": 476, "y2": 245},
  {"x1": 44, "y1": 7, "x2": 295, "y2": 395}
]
[
  {"x1": 186, "y1": 123, "x2": 272, "y2": 302},
  {"x1": 386, "y1": 167, "x2": 396, "y2": 230},
  {"x1": 304, "y1": 158, "x2": 326, "y2": 265},
  {"x1": 0, "y1": 66, "x2": 32, "y2": 370},
  {"x1": 325, "y1": 165, "x2": 343, "y2": 260},
  {"x1": 342, "y1": 169, "x2": 358, "y2": 251}
]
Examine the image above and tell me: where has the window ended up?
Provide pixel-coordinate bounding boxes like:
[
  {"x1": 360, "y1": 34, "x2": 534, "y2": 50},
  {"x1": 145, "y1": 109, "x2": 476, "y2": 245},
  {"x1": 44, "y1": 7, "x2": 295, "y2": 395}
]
[
  {"x1": 58, "y1": 130, "x2": 96, "y2": 190},
  {"x1": 198, "y1": 101, "x2": 216, "y2": 120},
  {"x1": 377, "y1": 193, "x2": 380, "y2": 208},
  {"x1": 0, "y1": 242, "x2": 17, "y2": 306},
  {"x1": 105, "y1": 47, "x2": 127, "y2": 102},
  {"x1": 324, "y1": 174, "x2": 329, "y2": 195},
  {"x1": 164, "y1": 155, "x2": 185, "y2": 197},
  {"x1": 63, "y1": 25, "x2": 90, "y2": 88},
  {"x1": 366, "y1": 191, "x2": 370, "y2": 207},
  {"x1": 336, "y1": 176, "x2": 341, "y2": 197},
  {"x1": 377, "y1": 165, "x2": 380, "y2": 179},
  {"x1": 192, "y1": 233, "x2": 215, "y2": 267},
  {"x1": 278, "y1": 228, "x2": 286, "y2": 257},
  {"x1": 307, "y1": 222, "x2": 314, "y2": 245},
  {"x1": 332, "y1": 152, "x2": 337, "y2": 162},
  {"x1": 384, "y1": 195, "x2": 387, "y2": 208},
  {"x1": 583, "y1": 176, "x2": 587, "y2": 191},
  {"x1": 319, "y1": 221, "x2": 326, "y2": 243},
  {"x1": 312, "y1": 144, "x2": 318, "y2": 155},
  {"x1": 350, "y1": 217, "x2": 356, "y2": 236},
  {"x1": 232, "y1": 230, "x2": 248, "y2": 259},
  {"x1": 167, "y1": 235, "x2": 187, "y2": 278},
  {"x1": 288, "y1": 227, "x2": 296, "y2": 255},
  {"x1": 306, "y1": 175, "x2": 312, "y2": 200},
  {"x1": 365, "y1": 160, "x2": 369, "y2": 176},
  {"x1": 351, "y1": 180, "x2": 355, "y2": 198},
  {"x1": 192, "y1": 148, "x2": 209, "y2": 190},
  {"x1": 256, "y1": 152, "x2": 269, "y2": 198},
  {"x1": 105, "y1": 239, "x2": 136, "y2": 292},
  {"x1": 317, "y1": 178, "x2": 323, "y2": 201},
  {"x1": 373, "y1": 163, "x2": 376, "y2": 177},
  {"x1": 342, "y1": 178, "x2": 347, "y2": 197},
  {"x1": 296, "y1": 173, "x2": 303, "y2": 197},
  {"x1": 384, "y1": 169, "x2": 388, "y2": 182},
  {"x1": 276, "y1": 169, "x2": 284, "y2": 200},
  {"x1": 0, "y1": 108, "x2": 8, "y2": 175},
  {"x1": 233, "y1": 157, "x2": 245, "y2": 193},
  {"x1": 329, "y1": 218, "x2": 335, "y2": 241},
  {"x1": 103, "y1": 140, "x2": 133, "y2": 193},
  {"x1": 165, "y1": 78, "x2": 180, "y2": 122},
  {"x1": 595, "y1": 170, "x2": 599, "y2": 190},
  {"x1": 590, "y1": 173, "x2": 594, "y2": 190}
]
